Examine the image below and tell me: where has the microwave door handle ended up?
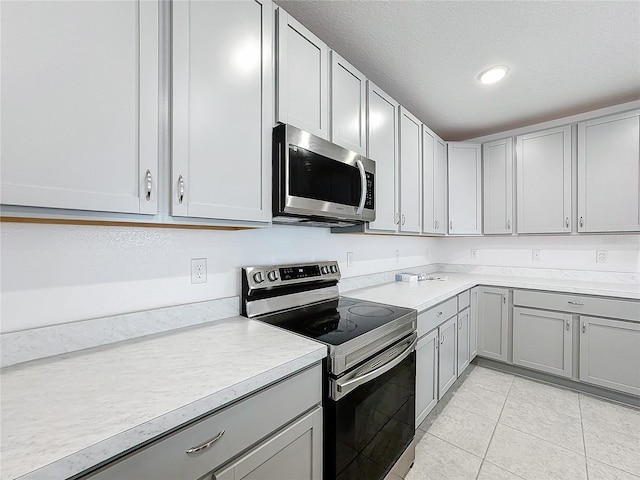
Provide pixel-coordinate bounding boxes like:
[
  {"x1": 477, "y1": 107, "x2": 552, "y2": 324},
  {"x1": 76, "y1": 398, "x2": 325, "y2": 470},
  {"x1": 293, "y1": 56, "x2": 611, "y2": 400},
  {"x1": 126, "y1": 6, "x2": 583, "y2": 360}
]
[{"x1": 356, "y1": 159, "x2": 367, "y2": 215}]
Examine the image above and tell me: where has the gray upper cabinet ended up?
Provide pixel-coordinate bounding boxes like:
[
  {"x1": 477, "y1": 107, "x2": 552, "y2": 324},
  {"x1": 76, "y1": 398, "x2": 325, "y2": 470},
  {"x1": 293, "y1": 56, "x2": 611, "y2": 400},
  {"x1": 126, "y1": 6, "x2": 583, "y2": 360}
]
[
  {"x1": 276, "y1": 8, "x2": 329, "y2": 139},
  {"x1": 483, "y1": 138, "x2": 514, "y2": 235},
  {"x1": 366, "y1": 82, "x2": 399, "y2": 233},
  {"x1": 422, "y1": 126, "x2": 448, "y2": 235},
  {"x1": 513, "y1": 307, "x2": 572, "y2": 378},
  {"x1": 448, "y1": 143, "x2": 482, "y2": 235},
  {"x1": 172, "y1": 0, "x2": 272, "y2": 223},
  {"x1": 330, "y1": 51, "x2": 366, "y2": 155},
  {"x1": 580, "y1": 316, "x2": 640, "y2": 396},
  {"x1": 477, "y1": 287, "x2": 509, "y2": 362},
  {"x1": 1, "y1": 0, "x2": 159, "y2": 215},
  {"x1": 516, "y1": 126, "x2": 572, "y2": 233},
  {"x1": 578, "y1": 110, "x2": 640, "y2": 233},
  {"x1": 398, "y1": 108, "x2": 423, "y2": 234}
]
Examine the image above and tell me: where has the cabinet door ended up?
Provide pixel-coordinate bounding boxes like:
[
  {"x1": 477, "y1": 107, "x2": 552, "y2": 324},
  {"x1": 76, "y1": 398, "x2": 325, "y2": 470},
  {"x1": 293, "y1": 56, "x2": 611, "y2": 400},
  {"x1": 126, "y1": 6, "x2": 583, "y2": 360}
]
[
  {"x1": 516, "y1": 126, "x2": 572, "y2": 233},
  {"x1": 366, "y1": 82, "x2": 399, "y2": 232},
  {"x1": 483, "y1": 138, "x2": 514, "y2": 234},
  {"x1": 214, "y1": 407, "x2": 323, "y2": 480},
  {"x1": 276, "y1": 8, "x2": 328, "y2": 139},
  {"x1": 469, "y1": 288, "x2": 479, "y2": 360},
  {"x1": 398, "y1": 108, "x2": 422, "y2": 233},
  {"x1": 513, "y1": 307, "x2": 572, "y2": 378},
  {"x1": 578, "y1": 110, "x2": 640, "y2": 233},
  {"x1": 330, "y1": 52, "x2": 366, "y2": 155},
  {"x1": 416, "y1": 329, "x2": 439, "y2": 426},
  {"x1": 422, "y1": 126, "x2": 447, "y2": 235},
  {"x1": 438, "y1": 316, "x2": 458, "y2": 398},
  {"x1": 434, "y1": 138, "x2": 448, "y2": 235},
  {"x1": 457, "y1": 308, "x2": 470, "y2": 375},
  {"x1": 477, "y1": 287, "x2": 509, "y2": 362},
  {"x1": 172, "y1": 0, "x2": 271, "y2": 222},
  {"x1": 448, "y1": 143, "x2": 481, "y2": 235},
  {"x1": 422, "y1": 126, "x2": 436, "y2": 234},
  {"x1": 1, "y1": 0, "x2": 159, "y2": 214},
  {"x1": 580, "y1": 316, "x2": 640, "y2": 396}
]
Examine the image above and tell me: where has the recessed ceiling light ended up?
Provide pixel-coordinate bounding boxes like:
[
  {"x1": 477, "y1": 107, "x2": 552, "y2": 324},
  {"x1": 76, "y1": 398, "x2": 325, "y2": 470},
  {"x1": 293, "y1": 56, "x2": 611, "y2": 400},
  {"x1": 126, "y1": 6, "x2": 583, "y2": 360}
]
[{"x1": 478, "y1": 66, "x2": 509, "y2": 85}]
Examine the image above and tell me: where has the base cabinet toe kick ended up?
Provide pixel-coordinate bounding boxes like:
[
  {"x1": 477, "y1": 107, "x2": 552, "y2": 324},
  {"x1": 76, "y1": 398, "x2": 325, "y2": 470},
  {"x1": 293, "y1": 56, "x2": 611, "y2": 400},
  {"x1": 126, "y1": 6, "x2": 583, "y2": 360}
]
[{"x1": 476, "y1": 287, "x2": 640, "y2": 399}]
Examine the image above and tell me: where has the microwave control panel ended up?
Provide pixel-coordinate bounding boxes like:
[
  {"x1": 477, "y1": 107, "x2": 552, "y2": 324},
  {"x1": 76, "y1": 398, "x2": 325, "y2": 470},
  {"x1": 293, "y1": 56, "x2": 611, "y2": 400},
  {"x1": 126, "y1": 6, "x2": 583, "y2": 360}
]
[{"x1": 365, "y1": 172, "x2": 374, "y2": 209}]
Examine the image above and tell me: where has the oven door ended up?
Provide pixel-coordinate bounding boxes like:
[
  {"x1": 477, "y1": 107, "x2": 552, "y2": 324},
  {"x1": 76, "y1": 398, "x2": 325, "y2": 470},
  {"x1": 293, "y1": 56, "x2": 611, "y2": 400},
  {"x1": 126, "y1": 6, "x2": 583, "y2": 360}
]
[{"x1": 325, "y1": 333, "x2": 416, "y2": 480}]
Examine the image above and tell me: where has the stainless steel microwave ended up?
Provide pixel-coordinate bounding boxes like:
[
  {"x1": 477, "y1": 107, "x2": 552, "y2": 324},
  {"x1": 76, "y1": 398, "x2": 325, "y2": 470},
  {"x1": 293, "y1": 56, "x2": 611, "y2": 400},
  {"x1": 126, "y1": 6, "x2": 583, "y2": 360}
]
[{"x1": 272, "y1": 124, "x2": 376, "y2": 227}]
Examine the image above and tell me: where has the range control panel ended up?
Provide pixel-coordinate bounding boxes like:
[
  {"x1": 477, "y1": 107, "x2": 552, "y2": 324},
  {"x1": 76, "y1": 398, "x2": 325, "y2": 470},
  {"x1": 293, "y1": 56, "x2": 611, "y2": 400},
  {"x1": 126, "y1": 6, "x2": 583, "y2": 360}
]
[{"x1": 244, "y1": 261, "x2": 340, "y2": 290}]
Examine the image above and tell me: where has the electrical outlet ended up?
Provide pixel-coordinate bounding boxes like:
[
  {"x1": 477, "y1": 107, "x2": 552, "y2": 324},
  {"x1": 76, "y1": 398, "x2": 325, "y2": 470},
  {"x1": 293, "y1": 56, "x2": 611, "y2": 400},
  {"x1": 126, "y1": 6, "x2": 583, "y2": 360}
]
[
  {"x1": 596, "y1": 250, "x2": 607, "y2": 263},
  {"x1": 470, "y1": 249, "x2": 477, "y2": 260},
  {"x1": 532, "y1": 249, "x2": 541, "y2": 261},
  {"x1": 191, "y1": 258, "x2": 207, "y2": 284},
  {"x1": 425, "y1": 248, "x2": 430, "y2": 259},
  {"x1": 395, "y1": 250, "x2": 399, "y2": 262},
  {"x1": 347, "y1": 251, "x2": 354, "y2": 268}
]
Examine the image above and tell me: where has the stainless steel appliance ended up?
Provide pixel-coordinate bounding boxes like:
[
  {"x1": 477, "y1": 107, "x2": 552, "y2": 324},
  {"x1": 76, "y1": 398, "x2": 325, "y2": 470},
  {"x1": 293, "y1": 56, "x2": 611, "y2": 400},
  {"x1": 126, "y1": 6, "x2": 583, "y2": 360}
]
[
  {"x1": 242, "y1": 261, "x2": 417, "y2": 480},
  {"x1": 272, "y1": 124, "x2": 376, "y2": 227}
]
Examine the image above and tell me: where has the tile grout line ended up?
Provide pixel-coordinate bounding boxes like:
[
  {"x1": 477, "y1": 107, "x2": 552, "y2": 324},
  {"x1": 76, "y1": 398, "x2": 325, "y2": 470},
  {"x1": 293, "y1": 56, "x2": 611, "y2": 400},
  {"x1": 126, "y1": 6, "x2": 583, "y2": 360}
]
[
  {"x1": 475, "y1": 373, "x2": 515, "y2": 480},
  {"x1": 579, "y1": 394, "x2": 590, "y2": 480}
]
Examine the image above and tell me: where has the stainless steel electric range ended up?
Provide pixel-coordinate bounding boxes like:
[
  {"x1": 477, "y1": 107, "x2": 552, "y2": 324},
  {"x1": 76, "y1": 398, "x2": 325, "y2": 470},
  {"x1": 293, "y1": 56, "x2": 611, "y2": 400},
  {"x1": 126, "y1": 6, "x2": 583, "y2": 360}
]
[{"x1": 242, "y1": 261, "x2": 417, "y2": 480}]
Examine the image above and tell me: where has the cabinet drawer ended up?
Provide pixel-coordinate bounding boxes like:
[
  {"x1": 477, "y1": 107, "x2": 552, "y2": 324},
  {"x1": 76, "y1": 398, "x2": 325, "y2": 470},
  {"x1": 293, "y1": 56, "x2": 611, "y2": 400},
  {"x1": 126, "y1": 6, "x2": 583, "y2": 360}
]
[
  {"x1": 457, "y1": 290, "x2": 470, "y2": 311},
  {"x1": 85, "y1": 364, "x2": 322, "y2": 480},
  {"x1": 513, "y1": 290, "x2": 639, "y2": 322},
  {"x1": 418, "y1": 297, "x2": 457, "y2": 338}
]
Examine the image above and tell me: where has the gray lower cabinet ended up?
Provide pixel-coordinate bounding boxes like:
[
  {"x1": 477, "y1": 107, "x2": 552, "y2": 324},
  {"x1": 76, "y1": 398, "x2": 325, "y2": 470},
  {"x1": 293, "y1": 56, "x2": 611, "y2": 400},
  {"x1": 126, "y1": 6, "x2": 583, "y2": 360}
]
[
  {"x1": 513, "y1": 307, "x2": 572, "y2": 378},
  {"x1": 580, "y1": 316, "x2": 640, "y2": 396},
  {"x1": 477, "y1": 287, "x2": 509, "y2": 362},
  {"x1": 457, "y1": 307, "x2": 470, "y2": 375},
  {"x1": 438, "y1": 315, "x2": 458, "y2": 398},
  {"x1": 213, "y1": 407, "x2": 322, "y2": 480},
  {"x1": 83, "y1": 364, "x2": 322, "y2": 480},
  {"x1": 415, "y1": 329, "x2": 439, "y2": 426},
  {"x1": 469, "y1": 288, "x2": 479, "y2": 360}
]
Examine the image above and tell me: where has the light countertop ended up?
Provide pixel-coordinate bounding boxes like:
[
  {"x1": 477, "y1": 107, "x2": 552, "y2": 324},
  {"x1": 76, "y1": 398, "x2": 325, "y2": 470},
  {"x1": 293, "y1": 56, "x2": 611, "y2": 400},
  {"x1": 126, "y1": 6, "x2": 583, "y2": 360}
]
[
  {"x1": 0, "y1": 317, "x2": 326, "y2": 480},
  {"x1": 345, "y1": 273, "x2": 639, "y2": 313}
]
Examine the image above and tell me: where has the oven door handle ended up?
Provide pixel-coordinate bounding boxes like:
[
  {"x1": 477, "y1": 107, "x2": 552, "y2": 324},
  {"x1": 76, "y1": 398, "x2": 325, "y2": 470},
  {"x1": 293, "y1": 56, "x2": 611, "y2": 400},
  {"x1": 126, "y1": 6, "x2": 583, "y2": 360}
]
[
  {"x1": 333, "y1": 334, "x2": 417, "y2": 400},
  {"x1": 355, "y1": 159, "x2": 367, "y2": 215}
]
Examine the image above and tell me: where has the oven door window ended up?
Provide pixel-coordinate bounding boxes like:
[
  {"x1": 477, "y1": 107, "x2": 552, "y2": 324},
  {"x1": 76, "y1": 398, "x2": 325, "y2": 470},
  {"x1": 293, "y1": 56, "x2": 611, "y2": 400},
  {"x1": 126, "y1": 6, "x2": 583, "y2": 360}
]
[
  {"x1": 289, "y1": 145, "x2": 362, "y2": 207},
  {"x1": 326, "y1": 352, "x2": 415, "y2": 480}
]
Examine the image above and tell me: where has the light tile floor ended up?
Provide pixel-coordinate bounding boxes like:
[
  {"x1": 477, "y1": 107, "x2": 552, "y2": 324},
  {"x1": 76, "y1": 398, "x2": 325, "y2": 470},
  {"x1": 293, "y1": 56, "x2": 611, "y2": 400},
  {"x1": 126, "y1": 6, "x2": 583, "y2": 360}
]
[{"x1": 404, "y1": 364, "x2": 640, "y2": 480}]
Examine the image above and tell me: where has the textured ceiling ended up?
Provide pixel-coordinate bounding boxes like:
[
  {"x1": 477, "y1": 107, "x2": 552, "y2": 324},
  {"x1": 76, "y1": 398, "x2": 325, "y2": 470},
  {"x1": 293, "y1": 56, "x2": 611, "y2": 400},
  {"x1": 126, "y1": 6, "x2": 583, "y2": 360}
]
[{"x1": 274, "y1": 0, "x2": 640, "y2": 141}]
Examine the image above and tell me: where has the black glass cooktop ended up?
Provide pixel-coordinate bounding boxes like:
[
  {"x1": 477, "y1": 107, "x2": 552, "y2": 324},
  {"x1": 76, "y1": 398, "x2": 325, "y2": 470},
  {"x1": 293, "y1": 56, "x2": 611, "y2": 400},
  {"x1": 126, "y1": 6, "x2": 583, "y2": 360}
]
[{"x1": 260, "y1": 296, "x2": 415, "y2": 346}]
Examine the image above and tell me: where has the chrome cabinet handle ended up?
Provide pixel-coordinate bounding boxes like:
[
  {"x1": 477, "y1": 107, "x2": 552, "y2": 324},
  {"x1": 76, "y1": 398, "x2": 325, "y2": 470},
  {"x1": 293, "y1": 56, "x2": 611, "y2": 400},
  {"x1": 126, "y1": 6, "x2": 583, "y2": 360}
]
[
  {"x1": 436, "y1": 311, "x2": 443, "y2": 317},
  {"x1": 458, "y1": 322, "x2": 463, "y2": 330},
  {"x1": 568, "y1": 301, "x2": 584, "y2": 306},
  {"x1": 566, "y1": 319, "x2": 570, "y2": 331},
  {"x1": 355, "y1": 159, "x2": 367, "y2": 215},
  {"x1": 435, "y1": 219, "x2": 439, "y2": 230},
  {"x1": 440, "y1": 335, "x2": 444, "y2": 344},
  {"x1": 565, "y1": 217, "x2": 570, "y2": 228},
  {"x1": 507, "y1": 219, "x2": 511, "y2": 230},
  {"x1": 145, "y1": 170, "x2": 152, "y2": 201},
  {"x1": 579, "y1": 216, "x2": 584, "y2": 228},
  {"x1": 186, "y1": 430, "x2": 225, "y2": 456},
  {"x1": 449, "y1": 220, "x2": 453, "y2": 231},
  {"x1": 503, "y1": 295, "x2": 506, "y2": 304},
  {"x1": 395, "y1": 213, "x2": 400, "y2": 225},
  {"x1": 178, "y1": 175, "x2": 185, "y2": 204},
  {"x1": 582, "y1": 322, "x2": 586, "y2": 334},
  {"x1": 401, "y1": 214, "x2": 406, "y2": 225}
]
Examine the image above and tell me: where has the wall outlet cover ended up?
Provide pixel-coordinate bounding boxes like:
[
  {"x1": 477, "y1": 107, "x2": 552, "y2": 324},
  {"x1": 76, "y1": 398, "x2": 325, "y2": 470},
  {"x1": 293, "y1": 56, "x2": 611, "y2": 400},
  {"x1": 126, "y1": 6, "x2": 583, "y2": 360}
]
[
  {"x1": 532, "y1": 249, "x2": 541, "y2": 261},
  {"x1": 470, "y1": 249, "x2": 478, "y2": 259},
  {"x1": 596, "y1": 250, "x2": 607, "y2": 263},
  {"x1": 347, "y1": 251, "x2": 354, "y2": 268},
  {"x1": 191, "y1": 258, "x2": 207, "y2": 284}
]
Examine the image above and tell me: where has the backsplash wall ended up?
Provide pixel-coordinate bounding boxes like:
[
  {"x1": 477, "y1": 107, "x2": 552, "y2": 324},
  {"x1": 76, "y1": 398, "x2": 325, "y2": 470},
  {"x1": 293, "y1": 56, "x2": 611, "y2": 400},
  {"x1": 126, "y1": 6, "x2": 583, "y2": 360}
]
[
  {"x1": 2, "y1": 222, "x2": 638, "y2": 333},
  {"x1": 0, "y1": 222, "x2": 434, "y2": 332},
  {"x1": 435, "y1": 234, "x2": 640, "y2": 273}
]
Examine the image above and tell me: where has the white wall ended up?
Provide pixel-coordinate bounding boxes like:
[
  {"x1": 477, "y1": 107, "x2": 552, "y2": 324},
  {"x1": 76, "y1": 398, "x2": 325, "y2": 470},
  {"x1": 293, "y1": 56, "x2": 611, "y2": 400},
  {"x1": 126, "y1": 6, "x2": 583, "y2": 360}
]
[
  {"x1": 0, "y1": 222, "x2": 434, "y2": 332},
  {"x1": 2, "y1": 222, "x2": 639, "y2": 333},
  {"x1": 435, "y1": 234, "x2": 640, "y2": 273}
]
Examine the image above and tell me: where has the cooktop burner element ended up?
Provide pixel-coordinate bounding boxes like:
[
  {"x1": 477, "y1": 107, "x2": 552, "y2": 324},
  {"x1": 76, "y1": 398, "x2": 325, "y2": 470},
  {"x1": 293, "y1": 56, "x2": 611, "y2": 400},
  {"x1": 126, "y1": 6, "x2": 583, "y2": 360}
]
[{"x1": 347, "y1": 305, "x2": 394, "y2": 317}]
